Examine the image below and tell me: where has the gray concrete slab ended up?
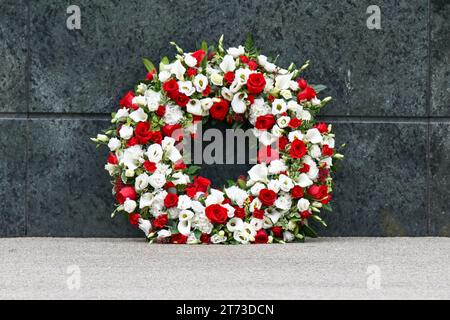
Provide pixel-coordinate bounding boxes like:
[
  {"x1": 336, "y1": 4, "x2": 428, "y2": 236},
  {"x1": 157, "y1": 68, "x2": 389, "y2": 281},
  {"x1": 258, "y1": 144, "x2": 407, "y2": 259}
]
[{"x1": 0, "y1": 237, "x2": 449, "y2": 300}]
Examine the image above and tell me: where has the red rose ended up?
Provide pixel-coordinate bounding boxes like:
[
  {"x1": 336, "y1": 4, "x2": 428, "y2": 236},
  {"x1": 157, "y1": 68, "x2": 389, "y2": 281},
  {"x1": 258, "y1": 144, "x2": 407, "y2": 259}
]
[
  {"x1": 267, "y1": 95, "x2": 275, "y2": 103},
  {"x1": 164, "y1": 181, "x2": 175, "y2": 190},
  {"x1": 253, "y1": 208, "x2": 265, "y2": 219},
  {"x1": 322, "y1": 145, "x2": 334, "y2": 156},
  {"x1": 153, "y1": 214, "x2": 168, "y2": 229},
  {"x1": 120, "y1": 91, "x2": 135, "y2": 109},
  {"x1": 143, "y1": 160, "x2": 157, "y2": 173},
  {"x1": 297, "y1": 86, "x2": 316, "y2": 101},
  {"x1": 205, "y1": 204, "x2": 228, "y2": 224},
  {"x1": 134, "y1": 121, "x2": 153, "y2": 144},
  {"x1": 288, "y1": 118, "x2": 302, "y2": 129},
  {"x1": 255, "y1": 114, "x2": 276, "y2": 130},
  {"x1": 248, "y1": 60, "x2": 258, "y2": 70},
  {"x1": 314, "y1": 122, "x2": 328, "y2": 133},
  {"x1": 297, "y1": 78, "x2": 307, "y2": 90},
  {"x1": 191, "y1": 49, "x2": 206, "y2": 66},
  {"x1": 291, "y1": 186, "x2": 304, "y2": 199},
  {"x1": 107, "y1": 153, "x2": 118, "y2": 165},
  {"x1": 164, "y1": 193, "x2": 179, "y2": 208},
  {"x1": 318, "y1": 168, "x2": 330, "y2": 182},
  {"x1": 194, "y1": 176, "x2": 211, "y2": 193},
  {"x1": 156, "y1": 105, "x2": 166, "y2": 117},
  {"x1": 174, "y1": 161, "x2": 187, "y2": 171},
  {"x1": 175, "y1": 93, "x2": 190, "y2": 107},
  {"x1": 116, "y1": 186, "x2": 137, "y2": 204},
  {"x1": 150, "y1": 131, "x2": 162, "y2": 144},
  {"x1": 300, "y1": 211, "x2": 312, "y2": 219},
  {"x1": 246, "y1": 73, "x2": 266, "y2": 95},
  {"x1": 271, "y1": 226, "x2": 283, "y2": 238},
  {"x1": 290, "y1": 139, "x2": 307, "y2": 159},
  {"x1": 223, "y1": 71, "x2": 235, "y2": 84},
  {"x1": 202, "y1": 85, "x2": 211, "y2": 97},
  {"x1": 307, "y1": 185, "x2": 328, "y2": 200},
  {"x1": 126, "y1": 136, "x2": 139, "y2": 147},
  {"x1": 128, "y1": 213, "x2": 141, "y2": 226},
  {"x1": 257, "y1": 145, "x2": 279, "y2": 164},
  {"x1": 187, "y1": 68, "x2": 197, "y2": 77},
  {"x1": 210, "y1": 99, "x2": 229, "y2": 121},
  {"x1": 247, "y1": 94, "x2": 255, "y2": 105},
  {"x1": 239, "y1": 55, "x2": 249, "y2": 64},
  {"x1": 254, "y1": 230, "x2": 269, "y2": 244},
  {"x1": 299, "y1": 163, "x2": 310, "y2": 173},
  {"x1": 278, "y1": 136, "x2": 289, "y2": 151},
  {"x1": 233, "y1": 207, "x2": 246, "y2": 219},
  {"x1": 258, "y1": 189, "x2": 277, "y2": 207},
  {"x1": 200, "y1": 233, "x2": 211, "y2": 244},
  {"x1": 321, "y1": 195, "x2": 332, "y2": 205},
  {"x1": 163, "y1": 79, "x2": 179, "y2": 99},
  {"x1": 186, "y1": 186, "x2": 197, "y2": 198},
  {"x1": 171, "y1": 233, "x2": 188, "y2": 244},
  {"x1": 114, "y1": 176, "x2": 125, "y2": 194},
  {"x1": 162, "y1": 124, "x2": 183, "y2": 141}
]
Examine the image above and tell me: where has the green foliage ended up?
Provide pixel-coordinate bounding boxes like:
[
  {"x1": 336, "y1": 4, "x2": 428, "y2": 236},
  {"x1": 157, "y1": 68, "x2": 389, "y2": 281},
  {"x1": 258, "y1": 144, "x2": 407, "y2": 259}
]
[{"x1": 142, "y1": 58, "x2": 156, "y2": 72}]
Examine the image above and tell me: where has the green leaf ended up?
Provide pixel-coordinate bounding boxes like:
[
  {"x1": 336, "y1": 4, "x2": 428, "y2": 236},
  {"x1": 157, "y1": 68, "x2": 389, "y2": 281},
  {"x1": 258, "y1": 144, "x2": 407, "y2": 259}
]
[
  {"x1": 244, "y1": 33, "x2": 255, "y2": 54},
  {"x1": 186, "y1": 165, "x2": 201, "y2": 175},
  {"x1": 311, "y1": 84, "x2": 327, "y2": 93},
  {"x1": 159, "y1": 56, "x2": 170, "y2": 71},
  {"x1": 201, "y1": 40, "x2": 208, "y2": 69},
  {"x1": 302, "y1": 224, "x2": 318, "y2": 238},
  {"x1": 142, "y1": 58, "x2": 156, "y2": 72}
]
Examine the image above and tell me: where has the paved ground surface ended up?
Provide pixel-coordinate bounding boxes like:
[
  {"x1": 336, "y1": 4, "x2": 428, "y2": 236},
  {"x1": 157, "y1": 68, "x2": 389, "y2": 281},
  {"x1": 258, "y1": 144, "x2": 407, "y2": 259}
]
[{"x1": 0, "y1": 237, "x2": 449, "y2": 300}]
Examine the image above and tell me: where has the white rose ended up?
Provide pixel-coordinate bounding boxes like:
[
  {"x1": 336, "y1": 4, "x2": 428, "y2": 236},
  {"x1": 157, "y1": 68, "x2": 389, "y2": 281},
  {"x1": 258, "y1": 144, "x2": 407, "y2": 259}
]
[
  {"x1": 280, "y1": 89, "x2": 292, "y2": 100},
  {"x1": 125, "y1": 169, "x2": 135, "y2": 177},
  {"x1": 210, "y1": 73, "x2": 223, "y2": 86},
  {"x1": 123, "y1": 199, "x2": 137, "y2": 213},
  {"x1": 148, "y1": 173, "x2": 166, "y2": 190},
  {"x1": 297, "y1": 198, "x2": 310, "y2": 211},
  {"x1": 146, "y1": 144, "x2": 163, "y2": 163},
  {"x1": 119, "y1": 125, "x2": 133, "y2": 140},
  {"x1": 108, "y1": 137, "x2": 121, "y2": 151}
]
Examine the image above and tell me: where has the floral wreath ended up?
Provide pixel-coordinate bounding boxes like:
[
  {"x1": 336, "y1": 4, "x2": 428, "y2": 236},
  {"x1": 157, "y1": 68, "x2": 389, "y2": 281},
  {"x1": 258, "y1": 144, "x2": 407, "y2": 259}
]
[{"x1": 92, "y1": 36, "x2": 343, "y2": 244}]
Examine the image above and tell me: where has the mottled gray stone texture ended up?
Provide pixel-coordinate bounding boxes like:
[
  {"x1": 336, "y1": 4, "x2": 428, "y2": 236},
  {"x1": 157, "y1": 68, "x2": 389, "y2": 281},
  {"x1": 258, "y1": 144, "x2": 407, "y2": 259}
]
[
  {"x1": 0, "y1": 120, "x2": 27, "y2": 236},
  {"x1": 0, "y1": 0, "x2": 28, "y2": 113},
  {"x1": 431, "y1": 0, "x2": 450, "y2": 116},
  {"x1": 429, "y1": 123, "x2": 450, "y2": 236},
  {"x1": 0, "y1": 0, "x2": 448, "y2": 237},
  {"x1": 27, "y1": 119, "x2": 140, "y2": 237}
]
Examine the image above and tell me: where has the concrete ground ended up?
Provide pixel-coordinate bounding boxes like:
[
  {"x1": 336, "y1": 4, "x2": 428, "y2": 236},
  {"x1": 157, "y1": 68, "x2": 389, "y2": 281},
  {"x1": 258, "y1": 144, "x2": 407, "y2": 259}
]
[{"x1": 0, "y1": 237, "x2": 449, "y2": 300}]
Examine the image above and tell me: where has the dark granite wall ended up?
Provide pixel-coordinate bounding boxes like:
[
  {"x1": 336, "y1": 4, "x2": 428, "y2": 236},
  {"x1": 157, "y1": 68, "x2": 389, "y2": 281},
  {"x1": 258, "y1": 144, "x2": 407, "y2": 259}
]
[{"x1": 0, "y1": 0, "x2": 448, "y2": 237}]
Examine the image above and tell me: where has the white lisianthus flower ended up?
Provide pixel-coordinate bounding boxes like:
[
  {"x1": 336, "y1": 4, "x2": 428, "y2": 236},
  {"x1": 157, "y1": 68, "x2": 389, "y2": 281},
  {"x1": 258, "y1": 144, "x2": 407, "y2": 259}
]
[
  {"x1": 136, "y1": 83, "x2": 148, "y2": 94},
  {"x1": 306, "y1": 128, "x2": 323, "y2": 144},
  {"x1": 263, "y1": 216, "x2": 273, "y2": 229},
  {"x1": 177, "y1": 195, "x2": 192, "y2": 210},
  {"x1": 211, "y1": 234, "x2": 227, "y2": 244},
  {"x1": 249, "y1": 198, "x2": 262, "y2": 213},
  {"x1": 108, "y1": 137, "x2": 121, "y2": 151},
  {"x1": 187, "y1": 99, "x2": 203, "y2": 116},
  {"x1": 275, "y1": 194, "x2": 292, "y2": 211},
  {"x1": 297, "y1": 173, "x2": 313, "y2": 188},
  {"x1": 310, "y1": 144, "x2": 322, "y2": 159},
  {"x1": 250, "y1": 217, "x2": 264, "y2": 231},
  {"x1": 132, "y1": 95, "x2": 146, "y2": 107},
  {"x1": 172, "y1": 172, "x2": 190, "y2": 185},
  {"x1": 268, "y1": 159, "x2": 287, "y2": 175},
  {"x1": 271, "y1": 125, "x2": 284, "y2": 137},
  {"x1": 302, "y1": 110, "x2": 312, "y2": 121},
  {"x1": 123, "y1": 199, "x2": 137, "y2": 213},
  {"x1": 148, "y1": 173, "x2": 166, "y2": 190},
  {"x1": 210, "y1": 73, "x2": 223, "y2": 86},
  {"x1": 229, "y1": 79, "x2": 243, "y2": 93},
  {"x1": 170, "y1": 60, "x2": 186, "y2": 80},
  {"x1": 257, "y1": 55, "x2": 268, "y2": 66},
  {"x1": 275, "y1": 73, "x2": 292, "y2": 90},
  {"x1": 250, "y1": 182, "x2": 265, "y2": 196},
  {"x1": 164, "y1": 104, "x2": 183, "y2": 125},
  {"x1": 178, "y1": 209, "x2": 194, "y2": 221},
  {"x1": 166, "y1": 146, "x2": 182, "y2": 163},
  {"x1": 258, "y1": 131, "x2": 277, "y2": 146},
  {"x1": 235, "y1": 68, "x2": 252, "y2": 84},
  {"x1": 278, "y1": 174, "x2": 294, "y2": 192},
  {"x1": 264, "y1": 78, "x2": 274, "y2": 92},
  {"x1": 287, "y1": 100, "x2": 302, "y2": 113},
  {"x1": 201, "y1": 98, "x2": 214, "y2": 110},
  {"x1": 139, "y1": 193, "x2": 154, "y2": 209},
  {"x1": 191, "y1": 200, "x2": 205, "y2": 213},
  {"x1": 272, "y1": 99, "x2": 287, "y2": 115},
  {"x1": 119, "y1": 125, "x2": 133, "y2": 140},
  {"x1": 178, "y1": 220, "x2": 191, "y2": 236},
  {"x1": 125, "y1": 169, "x2": 135, "y2": 177},
  {"x1": 283, "y1": 230, "x2": 295, "y2": 242},
  {"x1": 219, "y1": 55, "x2": 236, "y2": 73},
  {"x1": 138, "y1": 218, "x2": 152, "y2": 237},
  {"x1": 146, "y1": 144, "x2": 163, "y2": 163},
  {"x1": 297, "y1": 198, "x2": 310, "y2": 211},
  {"x1": 205, "y1": 189, "x2": 225, "y2": 207},
  {"x1": 122, "y1": 145, "x2": 144, "y2": 170},
  {"x1": 234, "y1": 231, "x2": 250, "y2": 244},
  {"x1": 193, "y1": 74, "x2": 208, "y2": 92},
  {"x1": 323, "y1": 136, "x2": 335, "y2": 148},
  {"x1": 311, "y1": 97, "x2": 321, "y2": 105},
  {"x1": 135, "y1": 173, "x2": 149, "y2": 191},
  {"x1": 227, "y1": 45, "x2": 245, "y2": 58},
  {"x1": 178, "y1": 81, "x2": 195, "y2": 96},
  {"x1": 264, "y1": 62, "x2": 277, "y2": 73},
  {"x1": 277, "y1": 116, "x2": 290, "y2": 128},
  {"x1": 221, "y1": 87, "x2": 234, "y2": 101},
  {"x1": 222, "y1": 203, "x2": 236, "y2": 218},
  {"x1": 157, "y1": 229, "x2": 172, "y2": 239},
  {"x1": 321, "y1": 157, "x2": 333, "y2": 169},
  {"x1": 227, "y1": 217, "x2": 244, "y2": 232},
  {"x1": 114, "y1": 108, "x2": 129, "y2": 122},
  {"x1": 129, "y1": 108, "x2": 148, "y2": 123},
  {"x1": 158, "y1": 70, "x2": 171, "y2": 82},
  {"x1": 267, "y1": 209, "x2": 282, "y2": 224},
  {"x1": 104, "y1": 163, "x2": 117, "y2": 176},
  {"x1": 290, "y1": 80, "x2": 299, "y2": 91},
  {"x1": 267, "y1": 179, "x2": 281, "y2": 193},
  {"x1": 231, "y1": 92, "x2": 247, "y2": 114},
  {"x1": 225, "y1": 186, "x2": 249, "y2": 207},
  {"x1": 155, "y1": 163, "x2": 172, "y2": 176},
  {"x1": 184, "y1": 54, "x2": 197, "y2": 67},
  {"x1": 288, "y1": 130, "x2": 303, "y2": 142},
  {"x1": 242, "y1": 222, "x2": 257, "y2": 238},
  {"x1": 247, "y1": 163, "x2": 269, "y2": 184}
]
